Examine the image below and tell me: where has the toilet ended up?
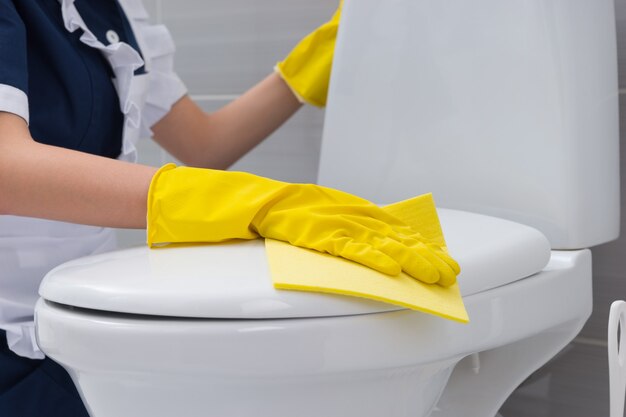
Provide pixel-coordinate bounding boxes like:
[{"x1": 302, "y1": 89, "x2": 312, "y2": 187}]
[{"x1": 35, "y1": 0, "x2": 619, "y2": 416}]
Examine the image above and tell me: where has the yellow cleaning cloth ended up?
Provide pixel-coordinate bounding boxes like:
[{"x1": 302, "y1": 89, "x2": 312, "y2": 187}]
[{"x1": 266, "y1": 193, "x2": 468, "y2": 323}]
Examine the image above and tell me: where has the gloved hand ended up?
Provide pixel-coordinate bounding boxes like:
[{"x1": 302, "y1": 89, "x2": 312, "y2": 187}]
[
  {"x1": 275, "y1": 1, "x2": 342, "y2": 107},
  {"x1": 147, "y1": 164, "x2": 460, "y2": 286}
]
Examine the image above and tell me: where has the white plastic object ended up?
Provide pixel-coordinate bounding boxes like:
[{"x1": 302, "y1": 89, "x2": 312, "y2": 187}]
[
  {"x1": 35, "y1": 249, "x2": 592, "y2": 417},
  {"x1": 319, "y1": 0, "x2": 619, "y2": 250},
  {"x1": 38, "y1": 209, "x2": 549, "y2": 319},
  {"x1": 608, "y1": 300, "x2": 626, "y2": 417}
]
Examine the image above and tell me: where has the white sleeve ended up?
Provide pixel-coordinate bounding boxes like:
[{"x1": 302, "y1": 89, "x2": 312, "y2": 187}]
[
  {"x1": 0, "y1": 1, "x2": 30, "y2": 124},
  {"x1": 0, "y1": 84, "x2": 29, "y2": 124},
  {"x1": 118, "y1": 0, "x2": 188, "y2": 129},
  {"x1": 139, "y1": 24, "x2": 188, "y2": 127}
]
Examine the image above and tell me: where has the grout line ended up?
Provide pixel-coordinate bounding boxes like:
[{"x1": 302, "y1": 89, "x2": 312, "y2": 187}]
[
  {"x1": 190, "y1": 94, "x2": 240, "y2": 101},
  {"x1": 572, "y1": 336, "x2": 608, "y2": 348}
]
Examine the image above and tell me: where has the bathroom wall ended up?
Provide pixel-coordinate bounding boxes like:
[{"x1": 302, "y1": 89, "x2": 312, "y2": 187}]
[{"x1": 118, "y1": 1, "x2": 626, "y2": 415}]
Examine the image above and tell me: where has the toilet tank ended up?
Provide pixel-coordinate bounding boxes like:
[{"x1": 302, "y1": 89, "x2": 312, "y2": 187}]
[{"x1": 318, "y1": 0, "x2": 620, "y2": 249}]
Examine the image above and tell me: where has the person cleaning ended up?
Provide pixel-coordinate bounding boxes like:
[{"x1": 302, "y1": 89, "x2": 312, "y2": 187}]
[{"x1": 0, "y1": 1, "x2": 460, "y2": 415}]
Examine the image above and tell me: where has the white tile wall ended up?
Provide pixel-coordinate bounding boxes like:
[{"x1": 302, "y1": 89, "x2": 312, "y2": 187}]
[
  {"x1": 141, "y1": 0, "x2": 158, "y2": 20},
  {"x1": 162, "y1": 0, "x2": 337, "y2": 95}
]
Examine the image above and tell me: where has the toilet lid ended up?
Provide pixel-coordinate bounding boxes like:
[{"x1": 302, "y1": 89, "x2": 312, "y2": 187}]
[{"x1": 38, "y1": 209, "x2": 551, "y2": 319}]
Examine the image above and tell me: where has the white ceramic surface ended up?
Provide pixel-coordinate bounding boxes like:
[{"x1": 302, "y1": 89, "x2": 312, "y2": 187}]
[
  {"x1": 319, "y1": 0, "x2": 620, "y2": 250},
  {"x1": 38, "y1": 209, "x2": 549, "y2": 319},
  {"x1": 35, "y1": 250, "x2": 591, "y2": 417}
]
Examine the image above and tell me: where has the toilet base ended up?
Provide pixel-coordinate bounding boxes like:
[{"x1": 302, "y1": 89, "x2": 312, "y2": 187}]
[
  {"x1": 431, "y1": 317, "x2": 587, "y2": 417},
  {"x1": 36, "y1": 250, "x2": 592, "y2": 417},
  {"x1": 70, "y1": 360, "x2": 458, "y2": 417}
]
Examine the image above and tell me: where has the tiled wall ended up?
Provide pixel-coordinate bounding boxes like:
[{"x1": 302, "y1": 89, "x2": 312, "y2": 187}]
[{"x1": 119, "y1": 1, "x2": 626, "y2": 415}]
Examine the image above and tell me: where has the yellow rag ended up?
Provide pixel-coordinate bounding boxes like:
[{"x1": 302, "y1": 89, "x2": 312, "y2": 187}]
[{"x1": 266, "y1": 193, "x2": 468, "y2": 323}]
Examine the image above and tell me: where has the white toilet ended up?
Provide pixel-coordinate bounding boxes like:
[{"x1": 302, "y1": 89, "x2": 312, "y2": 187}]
[{"x1": 35, "y1": 0, "x2": 619, "y2": 416}]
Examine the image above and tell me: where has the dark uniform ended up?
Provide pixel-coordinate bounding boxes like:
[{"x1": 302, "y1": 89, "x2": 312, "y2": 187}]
[{"x1": 0, "y1": 1, "x2": 185, "y2": 415}]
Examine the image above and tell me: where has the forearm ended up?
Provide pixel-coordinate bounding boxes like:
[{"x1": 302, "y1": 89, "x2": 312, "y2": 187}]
[
  {"x1": 0, "y1": 113, "x2": 156, "y2": 228},
  {"x1": 152, "y1": 72, "x2": 302, "y2": 170}
]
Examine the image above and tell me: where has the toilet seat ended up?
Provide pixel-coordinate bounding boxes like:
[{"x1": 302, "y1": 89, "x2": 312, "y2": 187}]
[
  {"x1": 34, "y1": 210, "x2": 587, "y2": 417},
  {"x1": 38, "y1": 209, "x2": 551, "y2": 320},
  {"x1": 34, "y1": 246, "x2": 590, "y2": 417}
]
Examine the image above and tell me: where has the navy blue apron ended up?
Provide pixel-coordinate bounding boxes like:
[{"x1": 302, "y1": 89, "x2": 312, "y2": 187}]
[{"x1": 0, "y1": 330, "x2": 89, "y2": 416}]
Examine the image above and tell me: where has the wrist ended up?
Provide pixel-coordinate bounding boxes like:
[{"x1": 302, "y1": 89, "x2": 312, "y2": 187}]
[{"x1": 274, "y1": 64, "x2": 308, "y2": 105}]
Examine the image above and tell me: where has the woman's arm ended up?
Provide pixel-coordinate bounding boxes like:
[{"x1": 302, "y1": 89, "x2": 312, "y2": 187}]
[
  {"x1": 0, "y1": 73, "x2": 300, "y2": 227},
  {"x1": 151, "y1": 72, "x2": 302, "y2": 170},
  {"x1": 0, "y1": 108, "x2": 460, "y2": 284},
  {"x1": 150, "y1": 0, "x2": 343, "y2": 170},
  {"x1": 0, "y1": 112, "x2": 156, "y2": 228}
]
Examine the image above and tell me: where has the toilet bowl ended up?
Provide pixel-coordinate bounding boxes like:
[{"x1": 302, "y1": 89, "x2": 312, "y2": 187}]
[
  {"x1": 36, "y1": 210, "x2": 589, "y2": 417},
  {"x1": 35, "y1": 0, "x2": 619, "y2": 416}
]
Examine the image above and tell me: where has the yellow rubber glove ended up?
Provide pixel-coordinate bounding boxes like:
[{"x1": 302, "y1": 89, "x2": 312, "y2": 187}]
[
  {"x1": 275, "y1": 2, "x2": 342, "y2": 107},
  {"x1": 147, "y1": 164, "x2": 460, "y2": 287}
]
